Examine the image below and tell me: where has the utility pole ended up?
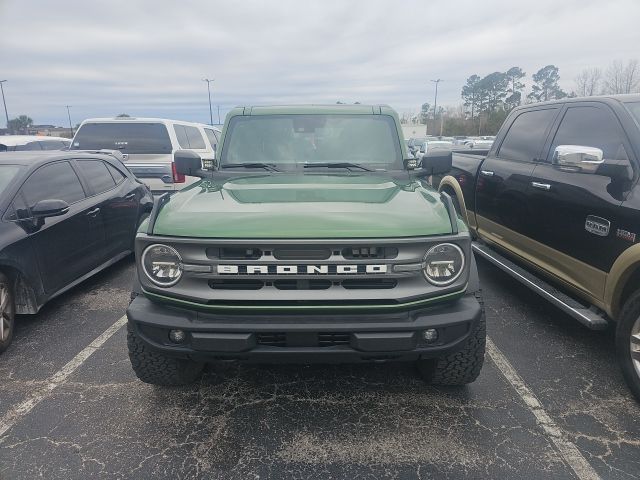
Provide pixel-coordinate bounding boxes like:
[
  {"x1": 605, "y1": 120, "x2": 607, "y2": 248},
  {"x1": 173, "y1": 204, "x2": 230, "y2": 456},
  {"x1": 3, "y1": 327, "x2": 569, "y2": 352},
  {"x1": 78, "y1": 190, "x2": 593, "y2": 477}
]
[
  {"x1": 202, "y1": 78, "x2": 214, "y2": 125},
  {"x1": 65, "y1": 105, "x2": 74, "y2": 136},
  {"x1": 217, "y1": 105, "x2": 220, "y2": 125},
  {"x1": 0, "y1": 80, "x2": 9, "y2": 131}
]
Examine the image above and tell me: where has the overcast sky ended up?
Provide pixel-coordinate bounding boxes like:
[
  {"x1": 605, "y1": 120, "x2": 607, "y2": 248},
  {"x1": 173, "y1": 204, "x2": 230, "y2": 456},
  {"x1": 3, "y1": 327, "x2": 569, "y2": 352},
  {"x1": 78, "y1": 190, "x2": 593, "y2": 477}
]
[{"x1": 1, "y1": 0, "x2": 639, "y2": 127}]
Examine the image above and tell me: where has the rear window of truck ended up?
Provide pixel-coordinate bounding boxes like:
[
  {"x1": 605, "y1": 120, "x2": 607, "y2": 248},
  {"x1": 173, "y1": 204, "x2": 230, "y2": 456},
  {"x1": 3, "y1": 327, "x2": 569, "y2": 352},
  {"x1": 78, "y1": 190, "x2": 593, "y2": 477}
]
[{"x1": 71, "y1": 123, "x2": 172, "y2": 154}]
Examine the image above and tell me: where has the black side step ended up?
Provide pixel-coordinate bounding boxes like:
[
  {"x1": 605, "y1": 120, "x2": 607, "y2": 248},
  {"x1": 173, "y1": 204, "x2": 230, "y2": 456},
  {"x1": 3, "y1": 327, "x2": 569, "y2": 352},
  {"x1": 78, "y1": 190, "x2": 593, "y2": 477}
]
[{"x1": 472, "y1": 242, "x2": 609, "y2": 330}]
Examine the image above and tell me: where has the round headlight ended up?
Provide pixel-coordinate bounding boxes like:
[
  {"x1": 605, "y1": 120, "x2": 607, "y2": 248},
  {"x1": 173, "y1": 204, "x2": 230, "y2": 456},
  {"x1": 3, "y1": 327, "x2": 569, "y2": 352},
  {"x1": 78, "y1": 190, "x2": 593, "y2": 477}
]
[
  {"x1": 141, "y1": 244, "x2": 183, "y2": 287},
  {"x1": 422, "y1": 243, "x2": 465, "y2": 286}
]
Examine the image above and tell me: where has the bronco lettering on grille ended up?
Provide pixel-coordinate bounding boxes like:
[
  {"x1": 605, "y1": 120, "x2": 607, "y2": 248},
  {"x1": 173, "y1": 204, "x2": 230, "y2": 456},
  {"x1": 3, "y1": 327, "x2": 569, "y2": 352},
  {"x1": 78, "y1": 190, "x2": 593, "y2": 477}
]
[{"x1": 216, "y1": 265, "x2": 387, "y2": 275}]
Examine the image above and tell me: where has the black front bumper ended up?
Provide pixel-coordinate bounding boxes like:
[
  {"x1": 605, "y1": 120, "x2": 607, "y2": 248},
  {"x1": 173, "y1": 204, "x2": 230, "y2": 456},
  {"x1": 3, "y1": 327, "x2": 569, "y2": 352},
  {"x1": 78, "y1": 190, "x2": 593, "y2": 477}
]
[{"x1": 126, "y1": 294, "x2": 482, "y2": 363}]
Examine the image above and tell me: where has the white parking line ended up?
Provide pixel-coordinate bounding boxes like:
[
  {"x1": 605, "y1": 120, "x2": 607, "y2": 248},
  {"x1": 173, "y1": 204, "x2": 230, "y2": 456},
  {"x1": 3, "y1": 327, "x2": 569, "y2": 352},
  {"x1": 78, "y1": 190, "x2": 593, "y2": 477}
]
[
  {"x1": 0, "y1": 315, "x2": 127, "y2": 440},
  {"x1": 486, "y1": 337, "x2": 600, "y2": 480}
]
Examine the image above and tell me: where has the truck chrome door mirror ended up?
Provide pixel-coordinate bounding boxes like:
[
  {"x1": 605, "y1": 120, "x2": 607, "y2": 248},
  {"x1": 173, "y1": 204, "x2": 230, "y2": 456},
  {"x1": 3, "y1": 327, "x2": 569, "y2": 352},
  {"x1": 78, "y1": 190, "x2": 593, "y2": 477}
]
[{"x1": 553, "y1": 145, "x2": 604, "y2": 174}]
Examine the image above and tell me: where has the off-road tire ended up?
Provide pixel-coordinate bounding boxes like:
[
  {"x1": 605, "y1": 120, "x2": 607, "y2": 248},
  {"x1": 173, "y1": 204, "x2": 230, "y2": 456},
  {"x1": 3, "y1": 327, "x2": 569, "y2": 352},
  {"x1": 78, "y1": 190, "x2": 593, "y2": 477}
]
[
  {"x1": 127, "y1": 323, "x2": 204, "y2": 386},
  {"x1": 615, "y1": 289, "x2": 640, "y2": 402},
  {"x1": 0, "y1": 273, "x2": 15, "y2": 354},
  {"x1": 417, "y1": 290, "x2": 486, "y2": 385}
]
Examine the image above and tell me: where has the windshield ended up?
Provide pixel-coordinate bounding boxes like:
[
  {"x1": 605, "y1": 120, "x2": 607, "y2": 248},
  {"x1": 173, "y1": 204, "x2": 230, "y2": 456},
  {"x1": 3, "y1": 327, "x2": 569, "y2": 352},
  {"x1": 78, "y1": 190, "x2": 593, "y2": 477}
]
[
  {"x1": 220, "y1": 114, "x2": 402, "y2": 169},
  {"x1": 0, "y1": 165, "x2": 21, "y2": 193},
  {"x1": 625, "y1": 102, "x2": 640, "y2": 127},
  {"x1": 71, "y1": 122, "x2": 172, "y2": 154}
]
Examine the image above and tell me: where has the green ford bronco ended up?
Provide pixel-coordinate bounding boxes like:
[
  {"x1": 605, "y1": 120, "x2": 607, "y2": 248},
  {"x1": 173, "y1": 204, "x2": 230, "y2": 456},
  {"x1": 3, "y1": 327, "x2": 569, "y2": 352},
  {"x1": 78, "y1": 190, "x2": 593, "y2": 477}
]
[{"x1": 126, "y1": 104, "x2": 485, "y2": 386}]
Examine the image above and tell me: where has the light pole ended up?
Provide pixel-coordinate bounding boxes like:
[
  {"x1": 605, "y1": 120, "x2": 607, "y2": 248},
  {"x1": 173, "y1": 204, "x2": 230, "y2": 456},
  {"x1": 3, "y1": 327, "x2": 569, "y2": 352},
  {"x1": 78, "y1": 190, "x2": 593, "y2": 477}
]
[
  {"x1": 430, "y1": 79, "x2": 442, "y2": 123},
  {"x1": 0, "y1": 80, "x2": 9, "y2": 130},
  {"x1": 65, "y1": 105, "x2": 74, "y2": 136},
  {"x1": 202, "y1": 78, "x2": 214, "y2": 125}
]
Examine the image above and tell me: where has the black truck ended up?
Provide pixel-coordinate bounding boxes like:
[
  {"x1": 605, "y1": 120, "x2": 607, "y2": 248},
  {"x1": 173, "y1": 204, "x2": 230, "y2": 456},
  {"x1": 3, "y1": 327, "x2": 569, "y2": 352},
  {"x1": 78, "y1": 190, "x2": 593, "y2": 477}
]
[{"x1": 437, "y1": 94, "x2": 640, "y2": 400}]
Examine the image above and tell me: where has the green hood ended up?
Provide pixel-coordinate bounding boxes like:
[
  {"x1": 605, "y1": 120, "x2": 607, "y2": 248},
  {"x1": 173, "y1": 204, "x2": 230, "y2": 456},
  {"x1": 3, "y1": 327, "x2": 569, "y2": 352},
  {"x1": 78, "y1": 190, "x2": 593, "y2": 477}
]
[{"x1": 151, "y1": 173, "x2": 456, "y2": 238}]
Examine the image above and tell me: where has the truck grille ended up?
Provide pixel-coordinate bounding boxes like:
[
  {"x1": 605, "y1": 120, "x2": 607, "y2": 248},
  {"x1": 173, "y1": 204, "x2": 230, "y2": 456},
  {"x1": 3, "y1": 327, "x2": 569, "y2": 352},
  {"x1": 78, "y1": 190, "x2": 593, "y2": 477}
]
[
  {"x1": 150, "y1": 237, "x2": 470, "y2": 304},
  {"x1": 205, "y1": 246, "x2": 398, "y2": 260}
]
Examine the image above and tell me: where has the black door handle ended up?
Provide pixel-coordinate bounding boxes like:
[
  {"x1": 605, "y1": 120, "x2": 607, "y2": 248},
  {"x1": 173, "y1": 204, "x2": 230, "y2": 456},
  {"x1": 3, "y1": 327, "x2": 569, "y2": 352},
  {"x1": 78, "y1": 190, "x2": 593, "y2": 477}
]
[{"x1": 86, "y1": 207, "x2": 100, "y2": 217}]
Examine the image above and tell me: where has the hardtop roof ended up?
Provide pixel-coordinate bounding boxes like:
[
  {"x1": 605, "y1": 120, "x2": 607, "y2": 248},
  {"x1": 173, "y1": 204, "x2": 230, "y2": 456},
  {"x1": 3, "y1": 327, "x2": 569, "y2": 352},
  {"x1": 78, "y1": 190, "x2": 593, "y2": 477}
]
[{"x1": 229, "y1": 104, "x2": 395, "y2": 116}]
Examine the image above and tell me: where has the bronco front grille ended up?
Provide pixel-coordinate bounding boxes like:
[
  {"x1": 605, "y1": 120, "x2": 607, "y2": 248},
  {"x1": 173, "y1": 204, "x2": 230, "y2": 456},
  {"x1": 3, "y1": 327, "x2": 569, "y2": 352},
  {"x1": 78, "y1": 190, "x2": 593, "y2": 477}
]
[{"x1": 143, "y1": 236, "x2": 471, "y2": 304}]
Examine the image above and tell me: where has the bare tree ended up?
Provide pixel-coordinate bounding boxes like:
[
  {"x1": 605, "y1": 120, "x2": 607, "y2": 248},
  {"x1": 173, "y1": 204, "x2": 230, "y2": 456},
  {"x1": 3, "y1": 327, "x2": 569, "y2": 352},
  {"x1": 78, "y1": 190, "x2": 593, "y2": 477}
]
[
  {"x1": 574, "y1": 68, "x2": 601, "y2": 96},
  {"x1": 603, "y1": 59, "x2": 640, "y2": 94}
]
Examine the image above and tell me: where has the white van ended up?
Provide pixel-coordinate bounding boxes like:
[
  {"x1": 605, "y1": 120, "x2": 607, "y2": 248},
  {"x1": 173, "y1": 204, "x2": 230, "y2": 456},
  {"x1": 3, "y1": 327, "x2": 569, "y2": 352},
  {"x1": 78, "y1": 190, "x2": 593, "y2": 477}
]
[{"x1": 70, "y1": 117, "x2": 221, "y2": 193}]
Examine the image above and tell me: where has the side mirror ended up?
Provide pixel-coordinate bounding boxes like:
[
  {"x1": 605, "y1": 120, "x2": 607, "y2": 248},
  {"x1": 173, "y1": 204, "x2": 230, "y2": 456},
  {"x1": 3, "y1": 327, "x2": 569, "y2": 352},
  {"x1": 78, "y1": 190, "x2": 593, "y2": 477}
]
[
  {"x1": 420, "y1": 149, "x2": 452, "y2": 175},
  {"x1": 553, "y1": 145, "x2": 603, "y2": 174},
  {"x1": 31, "y1": 199, "x2": 69, "y2": 218},
  {"x1": 174, "y1": 150, "x2": 204, "y2": 177}
]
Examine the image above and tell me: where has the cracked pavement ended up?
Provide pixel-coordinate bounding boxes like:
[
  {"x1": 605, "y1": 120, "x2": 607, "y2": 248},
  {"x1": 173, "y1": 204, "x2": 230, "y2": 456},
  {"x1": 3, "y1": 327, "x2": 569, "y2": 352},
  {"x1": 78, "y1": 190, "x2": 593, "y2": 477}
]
[{"x1": 0, "y1": 256, "x2": 638, "y2": 479}]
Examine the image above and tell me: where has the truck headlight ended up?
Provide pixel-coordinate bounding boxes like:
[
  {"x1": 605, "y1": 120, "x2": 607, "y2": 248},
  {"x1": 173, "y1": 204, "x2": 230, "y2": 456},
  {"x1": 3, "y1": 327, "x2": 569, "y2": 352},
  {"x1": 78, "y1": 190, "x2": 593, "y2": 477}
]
[
  {"x1": 422, "y1": 243, "x2": 464, "y2": 286},
  {"x1": 141, "y1": 244, "x2": 183, "y2": 287}
]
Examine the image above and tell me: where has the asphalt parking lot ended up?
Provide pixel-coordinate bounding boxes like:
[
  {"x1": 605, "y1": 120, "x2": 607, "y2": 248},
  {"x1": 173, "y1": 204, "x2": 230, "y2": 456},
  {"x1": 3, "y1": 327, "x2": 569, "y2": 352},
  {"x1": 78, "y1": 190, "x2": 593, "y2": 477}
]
[{"x1": 0, "y1": 256, "x2": 638, "y2": 479}]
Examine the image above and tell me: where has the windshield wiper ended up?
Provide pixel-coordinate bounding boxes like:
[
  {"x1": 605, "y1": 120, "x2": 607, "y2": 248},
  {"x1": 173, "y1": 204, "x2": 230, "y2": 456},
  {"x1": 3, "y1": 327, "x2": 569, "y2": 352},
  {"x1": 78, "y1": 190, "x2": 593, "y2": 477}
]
[
  {"x1": 221, "y1": 163, "x2": 280, "y2": 172},
  {"x1": 303, "y1": 162, "x2": 373, "y2": 172}
]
